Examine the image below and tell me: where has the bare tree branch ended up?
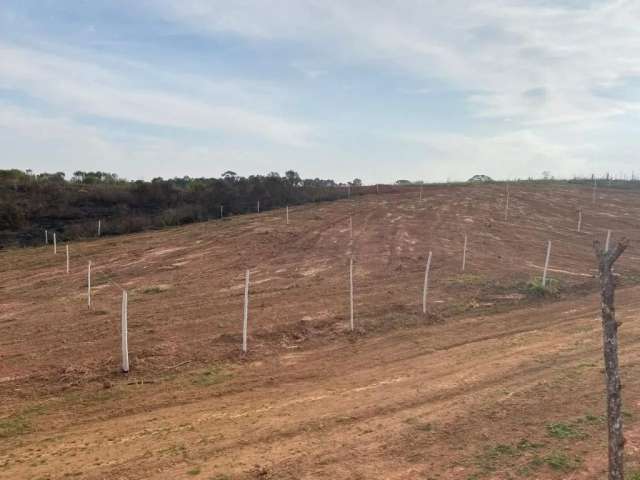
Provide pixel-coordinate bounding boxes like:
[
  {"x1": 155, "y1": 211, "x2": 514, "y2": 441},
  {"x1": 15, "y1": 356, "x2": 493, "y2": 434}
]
[{"x1": 594, "y1": 238, "x2": 630, "y2": 266}]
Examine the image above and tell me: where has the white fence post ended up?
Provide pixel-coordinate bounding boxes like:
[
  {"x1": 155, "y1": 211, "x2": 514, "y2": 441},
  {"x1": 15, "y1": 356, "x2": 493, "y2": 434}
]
[
  {"x1": 422, "y1": 251, "x2": 433, "y2": 314},
  {"x1": 419, "y1": 186, "x2": 423, "y2": 201},
  {"x1": 605, "y1": 229, "x2": 612, "y2": 252},
  {"x1": 257, "y1": 200, "x2": 260, "y2": 213},
  {"x1": 220, "y1": 205, "x2": 223, "y2": 218},
  {"x1": 98, "y1": 219, "x2": 101, "y2": 237},
  {"x1": 286, "y1": 205, "x2": 289, "y2": 225},
  {"x1": 66, "y1": 244, "x2": 69, "y2": 274},
  {"x1": 592, "y1": 178, "x2": 597, "y2": 204},
  {"x1": 542, "y1": 240, "x2": 552, "y2": 287},
  {"x1": 462, "y1": 234, "x2": 468, "y2": 271},
  {"x1": 45, "y1": 230, "x2": 48, "y2": 245},
  {"x1": 349, "y1": 216, "x2": 353, "y2": 240},
  {"x1": 121, "y1": 290, "x2": 129, "y2": 373},
  {"x1": 242, "y1": 269, "x2": 250, "y2": 353},
  {"x1": 53, "y1": 233, "x2": 57, "y2": 254},
  {"x1": 578, "y1": 209, "x2": 582, "y2": 232},
  {"x1": 349, "y1": 257, "x2": 354, "y2": 331},
  {"x1": 87, "y1": 260, "x2": 92, "y2": 308},
  {"x1": 504, "y1": 184, "x2": 510, "y2": 222}
]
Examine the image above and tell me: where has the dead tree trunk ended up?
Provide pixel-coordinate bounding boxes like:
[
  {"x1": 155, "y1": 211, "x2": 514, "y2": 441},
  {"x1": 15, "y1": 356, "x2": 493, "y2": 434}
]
[{"x1": 594, "y1": 238, "x2": 629, "y2": 480}]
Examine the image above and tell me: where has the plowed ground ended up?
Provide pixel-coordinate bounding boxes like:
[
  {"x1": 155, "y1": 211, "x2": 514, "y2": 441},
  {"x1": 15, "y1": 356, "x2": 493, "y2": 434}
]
[{"x1": 3, "y1": 183, "x2": 640, "y2": 479}]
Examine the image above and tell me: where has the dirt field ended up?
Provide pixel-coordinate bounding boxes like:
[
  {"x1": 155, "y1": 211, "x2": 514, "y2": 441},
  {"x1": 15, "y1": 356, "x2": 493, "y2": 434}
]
[{"x1": 3, "y1": 183, "x2": 640, "y2": 479}]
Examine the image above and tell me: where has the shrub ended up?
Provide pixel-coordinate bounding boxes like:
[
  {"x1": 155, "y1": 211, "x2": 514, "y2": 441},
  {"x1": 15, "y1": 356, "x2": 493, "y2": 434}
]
[{"x1": 525, "y1": 277, "x2": 559, "y2": 297}]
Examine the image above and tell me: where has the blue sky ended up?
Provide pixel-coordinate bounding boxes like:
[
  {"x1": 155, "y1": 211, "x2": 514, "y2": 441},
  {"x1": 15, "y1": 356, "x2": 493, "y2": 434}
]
[{"x1": 1, "y1": 0, "x2": 639, "y2": 183}]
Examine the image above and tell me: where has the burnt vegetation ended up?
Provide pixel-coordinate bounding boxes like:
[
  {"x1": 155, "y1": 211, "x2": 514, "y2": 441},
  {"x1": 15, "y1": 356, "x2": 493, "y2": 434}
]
[{"x1": 0, "y1": 169, "x2": 364, "y2": 247}]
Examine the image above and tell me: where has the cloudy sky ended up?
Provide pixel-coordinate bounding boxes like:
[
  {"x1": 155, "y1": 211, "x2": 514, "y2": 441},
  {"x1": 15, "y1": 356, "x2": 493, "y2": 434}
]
[{"x1": 1, "y1": 1, "x2": 639, "y2": 183}]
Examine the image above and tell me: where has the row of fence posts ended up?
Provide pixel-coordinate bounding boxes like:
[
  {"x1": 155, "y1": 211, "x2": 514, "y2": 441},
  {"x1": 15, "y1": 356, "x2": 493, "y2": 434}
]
[
  {"x1": 46, "y1": 222, "x2": 130, "y2": 372},
  {"x1": 42, "y1": 180, "x2": 604, "y2": 250},
  {"x1": 236, "y1": 216, "x2": 602, "y2": 350},
  {"x1": 45, "y1": 204, "x2": 298, "y2": 368},
  {"x1": 45, "y1": 221, "x2": 102, "y2": 246},
  {"x1": 42, "y1": 191, "x2": 617, "y2": 370}
]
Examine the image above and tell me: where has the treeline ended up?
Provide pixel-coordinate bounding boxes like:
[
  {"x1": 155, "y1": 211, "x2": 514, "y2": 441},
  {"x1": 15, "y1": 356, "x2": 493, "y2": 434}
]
[{"x1": 0, "y1": 169, "x2": 368, "y2": 247}]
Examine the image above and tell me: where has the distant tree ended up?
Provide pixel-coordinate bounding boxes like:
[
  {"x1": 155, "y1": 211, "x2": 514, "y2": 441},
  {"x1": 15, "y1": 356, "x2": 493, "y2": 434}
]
[
  {"x1": 395, "y1": 179, "x2": 412, "y2": 185},
  {"x1": 351, "y1": 178, "x2": 362, "y2": 186},
  {"x1": 36, "y1": 172, "x2": 65, "y2": 184},
  {"x1": 285, "y1": 170, "x2": 302, "y2": 187},
  {"x1": 468, "y1": 175, "x2": 493, "y2": 183},
  {"x1": 0, "y1": 203, "x2": 24, "y2": 230},
  {"x1": 72, "y1": 171, "x2": 85, "y2": 183}
]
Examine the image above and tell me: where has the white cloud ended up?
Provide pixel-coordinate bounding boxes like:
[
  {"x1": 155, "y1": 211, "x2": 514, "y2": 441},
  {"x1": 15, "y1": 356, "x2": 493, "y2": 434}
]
[
  {"x1": 142, "y1": 0, "x2": 640, "y2": 179},
  {"x1": 3, "y1": 1, "x2": 640, "y2": 181},
  {"x1": 0, "y1": 104, "x2": 278, "y2": 178},
  {"x1": 0, "y1": 42, "x2": 313, "y2": 147},
  {"x1": 147, "y1": 0, "x2": 640, "y2": 126},
  {"x1": 398, "y1": 129, "x2": 590, "y2": 179}
]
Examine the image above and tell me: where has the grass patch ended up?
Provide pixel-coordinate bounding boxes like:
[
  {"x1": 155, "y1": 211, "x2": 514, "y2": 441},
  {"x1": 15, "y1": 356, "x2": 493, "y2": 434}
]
[
  {"x1": 446, "y1": 273, "x2": 486, "y2": 287},
  {"x1": 546, "y1": 422, "x2": 580, "y2": 439},
  {"x1": 475, "y1": 443, "x2": 520, "y2": 473},
  {"x1": 158, "y1": 443, "x2": 187, "y2": 457},
  {"x1": 621, "y1": 273, "x2": 640, "y2": 285},
  {"x1": 579, "y1": 413, "x2": 604, "y2": 424},
  {"x1": 404, "y1": 417, "x2": 434, "y2": 432},
  {"x1": 443, "y1": 300, "x2": 482, "y2": 316},
  {"x1": 141, "y1": 284, "x2": 171, "y2": 294},
  {"x1": 0, "y1": 415, "x2": 31, "y2": 439},
  {"x1": 191, "y1": 365, "x2": 230, "y2": 387},
  {"x1": 470, "y1": 439, "x2": 544, "y2": 477},
  {"x1": 413, "y1": 422, "x2": 433, "y2": 432},
  {"x1": 515, "y1": 439, "x2": 544, "y2": 451},
  {"x1": 186, "y1": 467, "x2": 201, "y2": 476},
  {"x1": 0, "y1": 404, "x2": 47, "y2": 439},
  {"x1": 524, "y1": 277, "x2": 560, "y2": 297},
  {"x1": 61, "y1": 384, "x2": 123, "y2": 407},
  {"x1": 535, "y1": 451, "x2": 581, "y2": 472}
]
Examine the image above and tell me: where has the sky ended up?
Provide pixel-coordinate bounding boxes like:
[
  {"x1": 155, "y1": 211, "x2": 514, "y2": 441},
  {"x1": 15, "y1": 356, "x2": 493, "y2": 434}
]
[{"x1": 1, "y1": 0, "x2": 640, "y2": 183}]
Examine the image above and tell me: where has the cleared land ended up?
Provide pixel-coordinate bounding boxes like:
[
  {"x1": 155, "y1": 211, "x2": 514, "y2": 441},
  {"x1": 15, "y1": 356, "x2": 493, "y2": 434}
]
[{"x1": 2, "y1": 183, "x2": 640, "y2": 479}]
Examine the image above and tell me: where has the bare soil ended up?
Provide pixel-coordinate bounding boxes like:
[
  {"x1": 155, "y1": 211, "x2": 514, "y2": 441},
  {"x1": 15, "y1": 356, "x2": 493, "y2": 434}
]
[{"x1": 3, "y1": 183, "x2": 640, "y2": 479}]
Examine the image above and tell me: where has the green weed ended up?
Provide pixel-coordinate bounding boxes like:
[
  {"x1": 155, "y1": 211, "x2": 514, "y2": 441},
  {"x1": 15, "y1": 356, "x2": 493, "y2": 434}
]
[
  {"x1": 446, "y1": 273, "x2": 486, "y2": 286},
  {"x1": 541, "y1": 451, "x2": 581, "y2": 472},
  {"x1": 191, "y1": 366, "x2": 230, "y2": 386},
  {"x1": 525, "y1": 277, "x2": 559, "y2": 297},
  {"x1": 142, "y1": 284, "x2": 170, "y2": 294},
  {"x1": 546, "y1": 422, "x2": 580, "y2": 439},
  {"x1": 0, "y1": 404, "x2": 46, "y2": 439},
  {"x1": 0, "y1": 415, "x2": 30, "y2": 439}
]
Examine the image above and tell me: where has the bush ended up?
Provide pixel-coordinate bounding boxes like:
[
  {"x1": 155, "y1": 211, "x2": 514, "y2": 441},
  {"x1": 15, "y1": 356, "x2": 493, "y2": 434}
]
[
  {"x1": 525, "y1": 277, "x2": 560, "y2": 297},
  {"x1": 0, "y1": 203, "x2": 24, "y2": 230}
]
